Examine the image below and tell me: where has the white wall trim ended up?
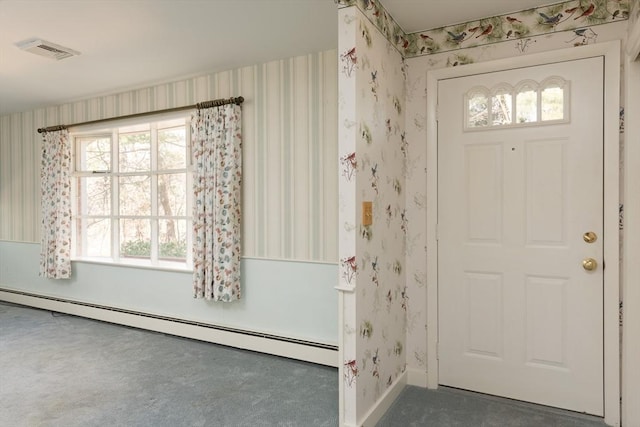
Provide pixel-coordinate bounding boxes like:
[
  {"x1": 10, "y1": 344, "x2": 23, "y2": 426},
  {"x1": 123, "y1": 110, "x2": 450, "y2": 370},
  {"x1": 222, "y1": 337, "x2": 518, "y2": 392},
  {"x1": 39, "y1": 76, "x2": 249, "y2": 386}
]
[
  {"x1": 358, "y1": 370, "x2": 407, "y2": 427},
  {"x1": 0, "y1": 289, "x2": 339, "y2": 368},
  {"x1": 69, "y1": 254, "x2": 339, "y2": 273},
  {"x1": 622, "y1": 54, "x2": 640, "y2": 427},
  {"x1": 601, "y1": 40, "x2": 621, "y2": 427},
  {"x1": 407, "y1": 368, "x2": 428, "y2": 388},
  {"x1": 425, "y1": 41, "x2": 621, "y2": 426},
  {"x1": 338, "y1": 290, "x2": 346, "y2": 427},
  {"x1": 242, "y1": 256, "x2": 339, "y2": 266},
  {"x1": 426, "y1": 61, "x2": 439, "y2": 390}
]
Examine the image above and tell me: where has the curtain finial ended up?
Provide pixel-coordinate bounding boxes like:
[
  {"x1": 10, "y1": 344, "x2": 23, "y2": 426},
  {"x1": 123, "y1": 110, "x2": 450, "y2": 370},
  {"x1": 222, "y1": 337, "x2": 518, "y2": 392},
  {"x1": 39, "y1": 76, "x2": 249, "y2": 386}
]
[
  {"x1": 37, "y1": 125, "x2": 68, "y2": 134},
  {"x1": 196, "y1": 97, "x2": 244, "y2": 110}
]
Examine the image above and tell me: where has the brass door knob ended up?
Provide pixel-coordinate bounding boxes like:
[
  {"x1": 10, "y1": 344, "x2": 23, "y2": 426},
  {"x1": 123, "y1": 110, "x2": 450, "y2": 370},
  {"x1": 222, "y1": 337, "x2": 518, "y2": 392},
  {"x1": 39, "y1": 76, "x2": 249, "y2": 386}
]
[
  {"x1": 583, "y1": 232, "x2": 597, "y2": 243},
  {"x1": 582, "y1": 258, "x2": 597, "y2": 271}
]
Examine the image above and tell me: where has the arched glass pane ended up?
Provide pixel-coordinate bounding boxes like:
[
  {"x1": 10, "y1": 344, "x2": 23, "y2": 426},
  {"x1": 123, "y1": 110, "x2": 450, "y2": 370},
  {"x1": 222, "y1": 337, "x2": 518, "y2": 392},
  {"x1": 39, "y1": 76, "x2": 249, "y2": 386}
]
[
  {"x1": 541, "y1": 86, "x2": 564, "y2": 121},
  {"x1": 467, "y1": 92, "x2": 489, "y2": 128},
  {"x1": 491, "y1": 92, "x2": 512, "y2": 125},
  {"x1": 516, "y1": 88, "x2": 537, "y2": 123}
]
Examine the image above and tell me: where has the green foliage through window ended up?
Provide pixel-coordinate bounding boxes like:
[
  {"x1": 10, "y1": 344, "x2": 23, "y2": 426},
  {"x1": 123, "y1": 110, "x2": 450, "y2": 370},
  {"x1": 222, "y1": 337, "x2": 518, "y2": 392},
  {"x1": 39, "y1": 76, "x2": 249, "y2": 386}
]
[{"x1": 121, "y1": 239, "x2": 187, "y2": 259}]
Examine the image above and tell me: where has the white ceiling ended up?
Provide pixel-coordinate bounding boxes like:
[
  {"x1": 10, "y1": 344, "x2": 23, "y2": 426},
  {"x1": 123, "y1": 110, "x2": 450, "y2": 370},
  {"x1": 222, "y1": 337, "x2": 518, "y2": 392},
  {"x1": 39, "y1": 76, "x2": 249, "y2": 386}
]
[{"x1": 0, "y1": 0, "x2": 552, "y2": 116}]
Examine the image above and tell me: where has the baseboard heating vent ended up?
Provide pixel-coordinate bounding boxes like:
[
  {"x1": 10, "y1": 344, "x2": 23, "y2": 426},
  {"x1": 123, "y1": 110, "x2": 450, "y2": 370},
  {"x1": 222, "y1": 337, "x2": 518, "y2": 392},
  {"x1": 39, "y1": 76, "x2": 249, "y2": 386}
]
[
  {"x1": 0, "y1": 288, "x2": 337, "y2": 351},
  {"x1": 15, "y1": 38, "x2": 80, "y2": 60}
]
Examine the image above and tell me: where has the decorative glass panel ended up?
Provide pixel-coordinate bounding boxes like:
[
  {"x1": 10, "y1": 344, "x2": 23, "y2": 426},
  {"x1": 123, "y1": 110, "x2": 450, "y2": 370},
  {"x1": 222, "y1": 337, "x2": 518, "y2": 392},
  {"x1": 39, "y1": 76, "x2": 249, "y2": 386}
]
[
  {"x1": 516, "y1": 88, "x2": 537, "y2": 124},
  {"x1": 120, "y1": 218, "x2": 151, "y2": 258},
  {"x1": 467, "y1": 90, "x2": 489, "y2": 128},
  {"x1": 465, "y1": 77, "x2": 569, "y2": 131},
  {"x1": 491, "y1": 91, "x2": 512, "y2": 126},
  {"x1": 541, "y1": 85, "x2": 565, "y2": 121}
]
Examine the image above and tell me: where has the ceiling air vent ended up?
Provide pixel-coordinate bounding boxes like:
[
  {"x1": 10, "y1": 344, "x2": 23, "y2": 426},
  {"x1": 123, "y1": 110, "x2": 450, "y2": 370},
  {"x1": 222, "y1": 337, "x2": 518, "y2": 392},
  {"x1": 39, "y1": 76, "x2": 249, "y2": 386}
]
[{"x1": 15, "y1": 38, "x2": 80, "y2": 61}]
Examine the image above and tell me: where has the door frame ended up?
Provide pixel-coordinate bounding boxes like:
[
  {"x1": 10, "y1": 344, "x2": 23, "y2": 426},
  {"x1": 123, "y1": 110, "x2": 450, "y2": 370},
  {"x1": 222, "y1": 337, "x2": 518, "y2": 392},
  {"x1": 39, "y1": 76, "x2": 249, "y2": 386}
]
[
  {"x1": 622, "y1": 51, "x2": 640, "y2": 427},
  {"x1": 425, "y1": 41, "x2": 620, "y2": 426}
]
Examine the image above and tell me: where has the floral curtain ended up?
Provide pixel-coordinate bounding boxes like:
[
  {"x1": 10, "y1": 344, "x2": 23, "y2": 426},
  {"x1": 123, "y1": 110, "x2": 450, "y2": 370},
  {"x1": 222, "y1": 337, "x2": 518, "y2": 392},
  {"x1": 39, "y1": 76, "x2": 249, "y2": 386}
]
[
  {"x1": 40, "y1": 129, "x2": 72, "y2": 279},
  {"x1": 191, "y1": 105, "x2": 242, "y2": 302}
]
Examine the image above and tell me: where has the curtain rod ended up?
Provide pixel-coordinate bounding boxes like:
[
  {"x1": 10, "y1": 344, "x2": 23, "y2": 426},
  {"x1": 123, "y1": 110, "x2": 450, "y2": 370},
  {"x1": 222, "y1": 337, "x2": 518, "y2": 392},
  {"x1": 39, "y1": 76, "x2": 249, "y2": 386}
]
[{"x1": 37, "y1": 96, "x2": 244, "y2": 134}]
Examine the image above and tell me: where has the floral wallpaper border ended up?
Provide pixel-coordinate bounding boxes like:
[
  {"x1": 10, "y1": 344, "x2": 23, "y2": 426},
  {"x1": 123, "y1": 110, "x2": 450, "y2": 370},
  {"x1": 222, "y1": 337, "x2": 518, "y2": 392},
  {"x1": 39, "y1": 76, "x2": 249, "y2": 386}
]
[{"x1": 336, "y1": 0, "x2": 630, "y2": 58}]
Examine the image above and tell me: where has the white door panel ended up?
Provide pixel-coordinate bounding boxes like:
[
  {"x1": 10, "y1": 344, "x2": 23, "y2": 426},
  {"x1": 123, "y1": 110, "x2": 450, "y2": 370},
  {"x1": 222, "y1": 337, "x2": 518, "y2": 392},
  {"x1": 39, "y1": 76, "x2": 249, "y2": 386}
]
[{"x1": 438, "y1": 57, "x2": 604, "y2": 415}]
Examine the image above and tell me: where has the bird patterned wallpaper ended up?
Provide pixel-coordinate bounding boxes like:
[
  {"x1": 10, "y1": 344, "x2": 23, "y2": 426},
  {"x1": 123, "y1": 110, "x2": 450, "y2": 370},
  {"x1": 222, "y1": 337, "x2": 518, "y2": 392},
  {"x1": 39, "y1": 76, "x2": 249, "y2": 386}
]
[
  {"x1": 629, "y1": 0, "x2": 640, "y2": 26},
  {"x1": 337, "y1": 0, "x2": 631, "y2": 57},
  {"x1": 405, "y1": 0, "x2": 629, "y2": 56},
  {"x1": 338, "y1": 5, "x2": 407, "y2": 424},
  {"x1": 337, "y1": 0, "x2": 631, "y2": 422}
]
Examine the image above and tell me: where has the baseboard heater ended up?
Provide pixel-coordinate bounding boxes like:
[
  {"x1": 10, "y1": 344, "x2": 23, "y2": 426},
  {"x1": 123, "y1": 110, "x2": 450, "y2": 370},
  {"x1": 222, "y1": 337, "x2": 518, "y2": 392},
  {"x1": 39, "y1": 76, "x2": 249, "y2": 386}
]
[{"x1": 0, "y1": 288, "x2": 338, "y2": 367}]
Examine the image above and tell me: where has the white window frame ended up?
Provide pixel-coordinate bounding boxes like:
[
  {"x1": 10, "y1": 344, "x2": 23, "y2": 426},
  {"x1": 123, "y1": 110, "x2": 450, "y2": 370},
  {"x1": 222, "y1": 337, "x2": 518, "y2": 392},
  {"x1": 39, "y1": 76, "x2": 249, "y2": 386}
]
[{"x1": 70, "y1": 112, "x2": 193, "y2": 271}]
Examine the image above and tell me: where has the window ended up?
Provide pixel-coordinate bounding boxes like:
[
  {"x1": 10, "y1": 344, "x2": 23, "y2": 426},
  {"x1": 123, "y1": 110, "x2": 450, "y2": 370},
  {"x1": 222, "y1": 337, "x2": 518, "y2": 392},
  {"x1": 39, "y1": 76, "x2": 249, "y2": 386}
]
[
  {"x1": 464, "y1": 76, "x2": 569, "y2": 131},
  {"x1": 71, "y1": 115, "x2": 192, "y2": 269}
]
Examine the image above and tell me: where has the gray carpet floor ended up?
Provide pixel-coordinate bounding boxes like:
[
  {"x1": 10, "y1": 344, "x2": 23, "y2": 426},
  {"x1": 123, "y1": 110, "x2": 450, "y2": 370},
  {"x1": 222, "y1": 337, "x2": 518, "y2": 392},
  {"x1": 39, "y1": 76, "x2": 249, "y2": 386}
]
[
  {"x1": 377, "y1": 386, "x2": 607, "y2": 427},
  {"x1": 0, "y1": 302, "x2": 338, "y2": 427},
  {"x1": 0, "y1": 301, "x2": 608, "y2": 427}
]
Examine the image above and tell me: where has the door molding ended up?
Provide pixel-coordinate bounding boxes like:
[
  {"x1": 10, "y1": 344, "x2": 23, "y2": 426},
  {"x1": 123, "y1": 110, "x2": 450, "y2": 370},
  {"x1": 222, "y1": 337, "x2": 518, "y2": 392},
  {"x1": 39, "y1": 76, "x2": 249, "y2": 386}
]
[
  {"x1": 426, "y1": 41, "x2": 620, "y2": 426},
  {"x1": 622, "y1": 53, "x2": 640, "y2": 427}
]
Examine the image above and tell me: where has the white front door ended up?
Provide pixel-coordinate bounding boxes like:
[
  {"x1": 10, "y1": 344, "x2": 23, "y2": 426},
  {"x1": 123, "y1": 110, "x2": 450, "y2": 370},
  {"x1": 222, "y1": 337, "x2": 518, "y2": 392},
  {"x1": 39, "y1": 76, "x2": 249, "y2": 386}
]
[{"x1": 437, "y1": 57, "x2": 604, "y2": 415}]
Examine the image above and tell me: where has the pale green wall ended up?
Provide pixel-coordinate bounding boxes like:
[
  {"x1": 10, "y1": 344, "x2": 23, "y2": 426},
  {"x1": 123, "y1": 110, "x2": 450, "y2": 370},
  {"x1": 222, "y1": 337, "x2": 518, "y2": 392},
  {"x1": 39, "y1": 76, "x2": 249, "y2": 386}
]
[
  {"x1": 0, "y1": 241, "x2": 337, "y2": 344},
  {"x1": 0, "y1": 49, "x2": 339, "y2": 344}
]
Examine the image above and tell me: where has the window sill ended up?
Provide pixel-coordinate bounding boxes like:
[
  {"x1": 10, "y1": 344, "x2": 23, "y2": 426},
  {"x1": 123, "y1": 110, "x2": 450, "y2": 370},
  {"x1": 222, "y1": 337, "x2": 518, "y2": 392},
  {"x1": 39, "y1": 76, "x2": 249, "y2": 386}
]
[{"x1": 72, "y1": 257, "x2": 193, "y2": 273}]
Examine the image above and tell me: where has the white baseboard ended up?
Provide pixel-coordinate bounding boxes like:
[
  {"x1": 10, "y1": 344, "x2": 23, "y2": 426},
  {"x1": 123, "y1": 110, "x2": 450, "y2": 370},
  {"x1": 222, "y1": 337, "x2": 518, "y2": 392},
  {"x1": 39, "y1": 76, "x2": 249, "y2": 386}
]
[
  {"x1": 407, "y1": 368, "x2": 428, "y2": 388},
  {"x1": 0, "y1": 289, "x2": 338, "y2": 367},
  {"x1": 359, "y1": 370, "x2": 407, "y2": 427}
]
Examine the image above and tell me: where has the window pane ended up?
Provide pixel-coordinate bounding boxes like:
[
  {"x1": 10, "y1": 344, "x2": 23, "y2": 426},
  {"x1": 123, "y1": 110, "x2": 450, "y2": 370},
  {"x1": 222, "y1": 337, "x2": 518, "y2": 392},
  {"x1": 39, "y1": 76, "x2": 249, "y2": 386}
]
[
  {"x1": 158, "y1": 173, "x2": 187, "y2": 216},
  {"x1": 516, "y1": 89, "x2": 537, "y2": 123},
  {"x1": 78, "y1": 176, "x2": 110, "y2": 215},
  {"x1": 78, "y1": 218, "x2": 110, "y2": 257},
  {"x1": 467, "y1": 93, "x2": 488, "y2": 128},
  {"x1": 77, "y1": 136, "x2": 110, "y2": 171},
  {"x1": 159, "y1": 219, "x2": 187, "y2": 261},
  {"x1": 120, "y1": 218, "x2": 151, "y2": 259},
  {"x1": 158, "y1": 126, "x2": 186, "y2": 170},
  {"x1": 119, "y1": 131, "x2": 150, "y2": 172},
  {"x1": 541, "y1": 86, "x2": 564, "y2": 121},
  {"x1": 491, "y1": 92, "x2": 512, "y2": 126},
  {"x1": 119, "y1": 175, "x2": 150, "y2": 216}
]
